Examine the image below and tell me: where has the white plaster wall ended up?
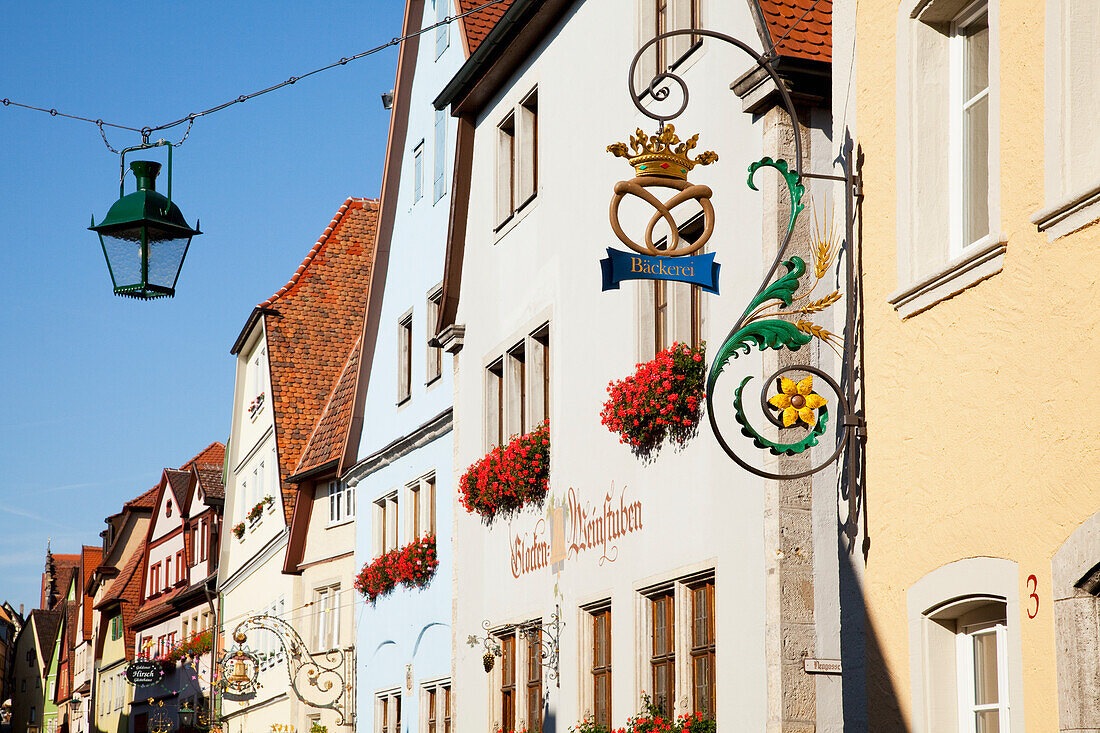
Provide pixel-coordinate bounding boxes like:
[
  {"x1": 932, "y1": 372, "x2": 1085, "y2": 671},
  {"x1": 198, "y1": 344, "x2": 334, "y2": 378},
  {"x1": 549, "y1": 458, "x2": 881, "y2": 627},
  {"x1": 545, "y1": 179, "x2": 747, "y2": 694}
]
[
  {"x1": 147, "y1": 534, "x2": 185, "y2": 595},
  {"x1": 448, "y1": 0, "x2": 784, "y2": 729}
]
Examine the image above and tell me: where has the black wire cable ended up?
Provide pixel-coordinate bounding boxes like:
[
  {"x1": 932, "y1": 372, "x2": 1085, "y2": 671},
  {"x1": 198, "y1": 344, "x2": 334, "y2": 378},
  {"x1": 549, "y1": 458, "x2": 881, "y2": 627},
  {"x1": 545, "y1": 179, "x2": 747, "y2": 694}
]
[{"x1": 2, "y1": 0, "x2": 508, "y2": 149}]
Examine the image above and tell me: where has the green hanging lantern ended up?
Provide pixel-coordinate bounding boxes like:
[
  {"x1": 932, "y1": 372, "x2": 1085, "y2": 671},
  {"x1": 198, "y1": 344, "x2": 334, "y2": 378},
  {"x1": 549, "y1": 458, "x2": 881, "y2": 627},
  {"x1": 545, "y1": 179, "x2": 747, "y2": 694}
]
[{"x1": 90, "y1": 149, "x2": 201, "y2": 300}]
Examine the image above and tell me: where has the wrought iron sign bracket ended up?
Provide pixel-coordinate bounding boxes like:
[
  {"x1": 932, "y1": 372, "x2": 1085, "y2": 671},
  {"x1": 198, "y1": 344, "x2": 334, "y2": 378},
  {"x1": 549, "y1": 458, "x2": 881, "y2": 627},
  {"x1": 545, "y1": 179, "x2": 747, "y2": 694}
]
[
  {"x1": 467, "y1": 606, "x2": 564, "y2": 686},
  {"x1": 521, "y1": 606, "x2": 563, "y2": 687},
  {"x1": 610, "y1": 27, "x2": 866, "y2": 482},
  {"x1": 225, "y1": 614, "x2": 352, "y2": 725}
]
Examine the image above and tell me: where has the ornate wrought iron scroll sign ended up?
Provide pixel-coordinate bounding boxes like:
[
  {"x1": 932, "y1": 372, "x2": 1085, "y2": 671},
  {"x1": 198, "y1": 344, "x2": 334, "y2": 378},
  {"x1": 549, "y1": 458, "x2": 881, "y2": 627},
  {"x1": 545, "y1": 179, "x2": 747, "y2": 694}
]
[
  {"x1": 618, "y1": 29, "x2": 864, "y2": 481},
  {"x1": 467, "y1": 607, "x2": 563, "y2": 686},
  {"x1": 228, "y1": 615, "x2": 352, "y2": 725}
]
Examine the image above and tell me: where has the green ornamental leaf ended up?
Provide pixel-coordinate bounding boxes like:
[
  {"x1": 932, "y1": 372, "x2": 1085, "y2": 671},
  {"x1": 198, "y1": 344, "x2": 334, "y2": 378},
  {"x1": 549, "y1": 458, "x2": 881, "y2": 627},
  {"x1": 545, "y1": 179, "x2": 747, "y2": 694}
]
[
  {"x1": 743, "y1": 257, "x2": 806, "y2": 316},
  {"x1": 707, "y1": 319, "x2": 812, "y2": 393},
  {"x1": 747, "y1": 156, "x2": 805, "y2": 234},
  {"x1": 732, "y1": 375, "x2": 828, "y2": 456}
]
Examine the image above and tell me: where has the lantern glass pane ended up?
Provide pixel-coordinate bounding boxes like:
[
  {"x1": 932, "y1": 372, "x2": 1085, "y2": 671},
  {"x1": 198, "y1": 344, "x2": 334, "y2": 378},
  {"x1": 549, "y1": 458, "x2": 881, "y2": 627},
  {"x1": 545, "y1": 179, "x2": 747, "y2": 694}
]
[
  {"x1": 100, "y1": 230, "x2": 145, "y2": 288},
  {"x1": 147, "y1": 235, "x2": 191, "y2": 289}
]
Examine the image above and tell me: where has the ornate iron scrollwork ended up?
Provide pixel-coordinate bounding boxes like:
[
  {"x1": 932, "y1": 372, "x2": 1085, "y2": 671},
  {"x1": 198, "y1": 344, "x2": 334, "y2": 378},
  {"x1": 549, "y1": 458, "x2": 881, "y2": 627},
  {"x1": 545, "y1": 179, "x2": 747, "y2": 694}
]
[
  {"x1": 467, "y1": 608, "x2": 564, "y2": 685},
  {"x1": 230, "y1": 614, "x2": 352, "y2": 725},
  {"x1": 520, "y1": 606, "x2": 563, "y2": 686},
  {"x1": 621, "y1": 28, "x2": 864, "y2": 480}
]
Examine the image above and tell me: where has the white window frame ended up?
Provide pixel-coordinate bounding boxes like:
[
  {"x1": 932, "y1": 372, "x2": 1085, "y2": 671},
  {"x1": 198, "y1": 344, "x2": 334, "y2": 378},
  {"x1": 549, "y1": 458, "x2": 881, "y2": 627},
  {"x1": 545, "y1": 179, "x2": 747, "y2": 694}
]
[
  {"x1": 328, "y1": 480, "x2": 355, "y2": 526},
  {"x1": 434, "y1": 108, "x2": 447, "y2": 203},
  {"x1": 890, "y1": 0, "x2": 1005, "y2": 319},
  {"x1": 420, "y1": 678, "x2": 452, "y2": 733},
  {"x1": 375, "y1": 689, "x2": 403, "y2": 733},
  {"x1": 635, "y1": 569, "x2": 716, "y2": 720},
  {"x1": 373, "y1": 491, "x2": 400, "y2": 556},
  {"x1": 426, "y1": 284, "x2": 443, "y2": 386},
  {"x1": 314, "y1": 584, "x2": 341, "y2": 651},
  {"x1": 948, "y1": 0, "x2": 990, "y2": 257},
  {"x1": 483, "y1": 321, "x2": 550, "y2": 450},
  {"x1": 398, "y1": 310, "x2": 414, "y2": 404},
  {"x1": 955, "y1": 619, "x2": 1009, "y2": 732},
  {"x1": 1031, "y1": 0, "x2": 1100, "y2": 239},
  {"x1": 493, "y1": 87, "x2": 539, "y2": 234},
  {"x1": 413, "y1": 141, "x2": 425, "y2": 203},
  {"x1": 434, "y1": 0, "x2": 449, "y2": 59},
  {"x1": 906, "y1": 557, "x2": 1025, "y2": 733}
]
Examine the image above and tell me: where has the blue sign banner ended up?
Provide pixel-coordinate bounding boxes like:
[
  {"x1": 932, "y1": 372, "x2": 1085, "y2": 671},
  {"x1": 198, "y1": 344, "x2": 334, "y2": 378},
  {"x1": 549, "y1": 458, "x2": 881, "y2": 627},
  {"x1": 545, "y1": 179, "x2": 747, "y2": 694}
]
[{"x1": 600, "y1": 248, "x2": 720, "y2": 294}]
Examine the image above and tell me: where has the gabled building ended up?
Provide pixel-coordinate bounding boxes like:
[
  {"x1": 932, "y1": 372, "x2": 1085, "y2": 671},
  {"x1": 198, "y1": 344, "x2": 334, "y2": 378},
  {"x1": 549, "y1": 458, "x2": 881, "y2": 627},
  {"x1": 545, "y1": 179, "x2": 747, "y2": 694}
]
[
  {"x1": 129, "y1": 443, "x2": 225, "y2": 733},
  {"x1": 218, "y1": 198, "x2": 378, "y2": 733},
  {"x1": 433, "y1": 0, "x2": 850, "y2": 729},
  {"x1": 338, "y1": 1, "x2": 469, "y2": 731},
  {"x1": 10, "y1": 609, "x2": 60, "y2": 733},
  {"x1": 88, "y1": 484, "x2": 160, "y2": 733}
]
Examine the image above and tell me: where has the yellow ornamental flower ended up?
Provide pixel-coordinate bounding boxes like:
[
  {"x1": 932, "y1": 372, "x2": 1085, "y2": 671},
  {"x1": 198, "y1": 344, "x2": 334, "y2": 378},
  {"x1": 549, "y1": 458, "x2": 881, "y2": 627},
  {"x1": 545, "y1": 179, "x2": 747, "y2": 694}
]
[{"x1": 768, "y1": 376, "x2": 827, "y2": 427}]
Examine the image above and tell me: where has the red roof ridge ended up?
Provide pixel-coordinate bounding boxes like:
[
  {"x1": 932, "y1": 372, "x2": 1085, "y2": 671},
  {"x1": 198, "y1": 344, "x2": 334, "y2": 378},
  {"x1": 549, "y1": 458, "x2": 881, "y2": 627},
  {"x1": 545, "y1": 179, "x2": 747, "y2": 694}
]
[
  {"x1": 180, "y1": 441, "x2": 226, "y2": 471},
  {"x1": 259, "y1": 198, "x2": 380, "y2": 309}
]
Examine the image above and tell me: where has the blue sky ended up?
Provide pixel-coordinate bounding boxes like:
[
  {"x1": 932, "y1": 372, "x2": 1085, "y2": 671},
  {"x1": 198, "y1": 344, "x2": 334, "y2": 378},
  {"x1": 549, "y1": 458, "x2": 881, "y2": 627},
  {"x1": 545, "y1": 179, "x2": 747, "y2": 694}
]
[{"x1": 0, "y1": 1, "x2": 406, "y2": 614}]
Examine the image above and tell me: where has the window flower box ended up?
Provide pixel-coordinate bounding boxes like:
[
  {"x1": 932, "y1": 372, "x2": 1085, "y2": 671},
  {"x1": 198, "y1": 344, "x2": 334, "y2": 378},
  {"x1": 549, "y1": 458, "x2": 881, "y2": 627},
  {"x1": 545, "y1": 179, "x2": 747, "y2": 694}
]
[
  {"x1": 247, "y1": 392, "x2": 265, "y2": 421},
  {"x1": 600, "y1": 342, "x2": 706, "y2": 456},
  {"x1": 354, "y1": 534, "x2": 439, "y2": 604},
  {"x1": 164, "y1": 630, "x2": 213, "y2": 664},
  {"x1": 232, "y1": 523, "x2": 246, "y2": 540},
  {"x1": 247, "y1": 496, "x2": 274, "y2": 524},
  {"x1": 459, "y1": 420, "x2": 550, "y2": 523}
]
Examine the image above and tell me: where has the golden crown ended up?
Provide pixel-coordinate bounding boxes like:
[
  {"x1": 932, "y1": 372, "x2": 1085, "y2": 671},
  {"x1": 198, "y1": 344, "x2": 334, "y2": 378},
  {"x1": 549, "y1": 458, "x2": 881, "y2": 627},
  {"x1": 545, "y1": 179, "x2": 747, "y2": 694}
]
[{"x1": 607, "y1": 125, "x2": 718, "y2": 180}]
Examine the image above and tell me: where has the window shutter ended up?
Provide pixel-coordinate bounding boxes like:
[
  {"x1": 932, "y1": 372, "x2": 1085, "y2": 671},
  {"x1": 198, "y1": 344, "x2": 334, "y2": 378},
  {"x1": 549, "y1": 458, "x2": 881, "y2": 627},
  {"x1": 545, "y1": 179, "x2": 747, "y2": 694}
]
[{"x1": 434, "y1": 109, "x2": 447, "y2": 202}]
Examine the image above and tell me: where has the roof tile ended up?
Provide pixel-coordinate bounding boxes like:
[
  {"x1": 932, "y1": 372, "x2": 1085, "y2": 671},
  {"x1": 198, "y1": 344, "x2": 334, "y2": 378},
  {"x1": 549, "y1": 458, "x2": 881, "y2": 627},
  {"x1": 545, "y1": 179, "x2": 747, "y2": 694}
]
[
  {"x1": 294, "y1": 338, "x2": 361, "y2": 477},
  {"x1": 758, "y1": 0, "x2": 832, "y2": 62},
  {"x1": 263, "y1": 199, "x2": 379, "y2": 524},
  {"x1": 457, "y1": 0, "x2": 515, "y2": 54}
]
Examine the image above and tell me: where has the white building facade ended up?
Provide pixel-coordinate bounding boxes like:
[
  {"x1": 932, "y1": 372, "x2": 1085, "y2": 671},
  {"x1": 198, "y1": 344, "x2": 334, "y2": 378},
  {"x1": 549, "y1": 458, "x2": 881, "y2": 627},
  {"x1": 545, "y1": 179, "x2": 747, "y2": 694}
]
[{"x1": 434, "y1": 0, "x2": 852, "y2": 730}]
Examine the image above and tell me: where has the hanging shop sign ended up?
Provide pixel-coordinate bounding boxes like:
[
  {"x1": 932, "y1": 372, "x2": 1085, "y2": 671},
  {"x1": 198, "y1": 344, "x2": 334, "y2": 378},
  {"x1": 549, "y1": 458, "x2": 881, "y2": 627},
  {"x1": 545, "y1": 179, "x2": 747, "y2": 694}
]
[
  {"x1": 602, "y1": 126, "x2": 720, "y2": 293},
  {"x1": 125, "y1": 660, "x2": 165, "y2": 686}
]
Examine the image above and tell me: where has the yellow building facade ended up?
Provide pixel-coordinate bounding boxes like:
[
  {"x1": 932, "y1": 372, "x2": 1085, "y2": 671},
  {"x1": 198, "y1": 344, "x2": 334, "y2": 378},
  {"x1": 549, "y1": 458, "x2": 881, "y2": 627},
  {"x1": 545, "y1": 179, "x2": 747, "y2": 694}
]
[{"x1": 839, "y1": 0, "x2": 1100, "y2": 730}]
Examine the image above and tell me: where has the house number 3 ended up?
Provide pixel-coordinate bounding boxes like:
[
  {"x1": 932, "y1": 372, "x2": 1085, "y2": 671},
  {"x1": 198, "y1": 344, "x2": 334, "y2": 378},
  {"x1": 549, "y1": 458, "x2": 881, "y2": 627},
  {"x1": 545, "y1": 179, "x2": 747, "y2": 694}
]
[{"x1": 1026, "y1": 574, "x2": 1039, "y2": 619}]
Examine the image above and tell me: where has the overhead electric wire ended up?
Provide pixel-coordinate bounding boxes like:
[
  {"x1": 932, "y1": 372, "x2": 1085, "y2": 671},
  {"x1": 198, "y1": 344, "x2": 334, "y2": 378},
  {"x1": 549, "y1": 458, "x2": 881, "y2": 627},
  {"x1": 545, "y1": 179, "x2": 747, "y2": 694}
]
[{"x1": 2, "y1": 0, "x2": 509, "y2": 149}]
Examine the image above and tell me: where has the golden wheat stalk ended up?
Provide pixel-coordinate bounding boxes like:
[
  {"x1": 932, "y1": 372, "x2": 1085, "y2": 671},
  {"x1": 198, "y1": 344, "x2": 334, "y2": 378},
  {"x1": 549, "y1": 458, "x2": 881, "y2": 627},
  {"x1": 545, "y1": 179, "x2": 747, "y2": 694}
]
[
  {"x1": 797, "y1": 290, "x2": 842, "y2": 314},
  {"x1": 808, "y1": 197, "x2": 841, "y2": 279},
  {"x1": 796, "y1": 319, "x2": 844, "y2": 356}
]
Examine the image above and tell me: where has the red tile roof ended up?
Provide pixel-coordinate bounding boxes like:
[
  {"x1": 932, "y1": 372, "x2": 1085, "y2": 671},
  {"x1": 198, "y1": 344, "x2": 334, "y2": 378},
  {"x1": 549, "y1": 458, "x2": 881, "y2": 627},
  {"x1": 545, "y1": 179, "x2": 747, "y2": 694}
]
[
  {"x1": 80, "y1": 546, "x2": 102, "y2": 640},
  {"x1": 31, "y1": 608, "x2": 62, "y2": 668},
  {"x1": 124, "y1": 485, "x2": 160, "y2": 511},
  {"x1": 294, "y1": 338, "x2": 361, "y2": 477},
  {"x1": 758, "y1": 0, "x2": 832, "y2": 62},
  {"x1": 180, "y1": 442, "x2": 226, "y2": 471},
  {"x1": 457, "y1": 0, "x2": 515, "y2": 55},
  {"x1": 262, "y1": 198, "x2": 379, "y2": 524}
]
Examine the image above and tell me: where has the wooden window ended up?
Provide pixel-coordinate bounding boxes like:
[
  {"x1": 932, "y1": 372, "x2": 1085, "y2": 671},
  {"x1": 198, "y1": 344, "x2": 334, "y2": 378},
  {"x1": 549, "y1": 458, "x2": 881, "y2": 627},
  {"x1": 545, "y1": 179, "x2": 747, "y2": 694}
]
[
  {"x1": 501, "y1": 635, "x2": 516, "y2": 732},
  {"x1": 426, "y1": 286, "x2": 443, "y2": 383},
  {"x1": 427, "y1": 687, "x2": 437, "y2": 733},
  {"x1": 650, "y1": 591, "x2": 675, "y2": 716},
  {"x1": 410, "y1": 482, "x2": 421, "y2": 540},
  {"x1": 176, "y1": 551, "x2": 185, "y2": 583},
  {"x1": 518, "y1": 89, "x2": 538, "y2": 204},
  {"x1": 150, "y1": 563, "x2": 160, "y2": 597},
  {"x1": 654, "y1": 279, "x2": 669, "y2": 353},
  {"x1": 690, "y1": 580, "x2": 716, "y2": 717},
  {"x1": 427, "y1": 475, "x2": 437, "y2": 536},
  {"x1": 398, "y1": 314, "x2": 413, "y2": 403},
  {"x1": 486, "y1": 359, "x2": 505, "y2": 447},
  {"x1": 646, "y1": 0, "x2": 700, "y2": 80},
  {"x1": 526, "y1": 629, "x2": 543, "y2": 730},
  {"x1": 506, "y1": 342, "x2": 527, "y2": 437},
  {"x1": 592, "y1": 608, "x2": 611, "y2": 727},
  {"x1": 954, "y1": 1, "x2": 991, "y2": 251},
  {"x1": 531, "y1": 324, "x2": 550, "y2": 425},
  {"x1": 497, "y1": 114, "x2": 517, "y2": 226},
  {"x1": 200, "y1": 520, "x2": 208, "y2": 561},
  {"x1": 443, "y1": 684, "x2": 452, "y2": 733}
]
